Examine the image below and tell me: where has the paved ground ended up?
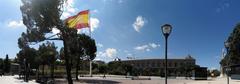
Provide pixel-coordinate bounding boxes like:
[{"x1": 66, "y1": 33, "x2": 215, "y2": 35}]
[
  {"x1": 56, "y1": 75, "x2": 240, "y2": 84},
  {"x1": 1, "y1": 75, "x2": 240, "y2": 84},
  {"x1": 0, "y1": 75, "x2": 38, "y2": 84}
]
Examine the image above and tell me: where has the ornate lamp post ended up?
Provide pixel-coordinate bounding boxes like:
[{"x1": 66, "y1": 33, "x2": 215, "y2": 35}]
[
  {"x1": 224, "y1": 41, "x2": 230, "y2": 84},
  {"x1": 161, "y1": 24, "x2": 172, "y2": 84}
]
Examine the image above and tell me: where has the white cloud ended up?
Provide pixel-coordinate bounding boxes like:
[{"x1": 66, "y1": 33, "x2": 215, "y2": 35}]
[
  {"x1": 149, "y1": 43, "x2": 160, "y2": 48},
  {"x1": 134, "y1": 43, "x2": 160, "y2": 52},
  {"x1": 102, "y1": 0, "x2": 107, "y2": 3},
  {"x1": 7, "y1": 20, "x2": 24, "y2": 28},
  {"x1": 95, "y1": 48, "x2": 118, "y2": 62},
  {"x1": 52, "y1": 28, "x2": 60, "y2": 34},
  {"x1": 105, "y1": 48, "x2": 117, "y2": 58},
  {"x1": 90, "y1": 17, "x2": 100, "y2": 32},
  {"x1": 127, "y1": 53, "x2": 132, "y2": 56},
  {"x1": 216, "y1": 1, "x2": 230, "y2": 13},
  {"x1": 97, "y1": 51, "x2": 105, "y2": 57},
  {"x1": 61, "y1": 0, "x2": 77, "y2": 19},
  {"x1": 62, "y1": 12, "x2": 71, "y2": 19},
  {"x1": 146, "y1": 48, "x2": 150, "y2": 52},
  {"x1": 210, "y1": 67, "x2": 218, "y2": 71},
  {"x1": 77, "y1": 17, "x2": 100, "y2": 34},
  {"x1": 135, "y1": 45, "x2": 149, "y2": 51},
  {"x1": 94, "y1": 58, "x2": 102, "y2": 61},
  {"x1": 97, "y1": 48, "x2": 117, "y2": 58},
  {"x1": 132, "y1": 16, "x2": 146, "y2": 32},
  {"x1": 118, "y1": 0, "x2": 123, "y2": 4},
  {"x1": 124, "y1": 50, "x2": 129, "y2": 53},
  {"x1": 92, "y1": 9, "x2": 99, "y2": 13},
  {"x1": 96, "y1": 43, "x2": 103, "y2": 48},
  {"x1": 102, "y1": 0, "x2": 124, "y2": 4}
]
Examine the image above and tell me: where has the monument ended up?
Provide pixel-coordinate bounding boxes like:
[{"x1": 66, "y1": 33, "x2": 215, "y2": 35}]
[{"x1": 220, "y1": 48, "x2": 226, "y2": 77}]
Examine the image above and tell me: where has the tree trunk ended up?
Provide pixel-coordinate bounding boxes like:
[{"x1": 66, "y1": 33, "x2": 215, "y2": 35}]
[
  {"x1": 37, "y1": 66, "x2": 39, "y2": 79},
  {"x1": 51, "y1": 63, "x2": 54, "y2": 80},
  {"x1": 25, "y1": 61, "x2": 29, "y2": 82},
  {"x1": 76, "y1": 57, "x2": 80, "y2": 80},
  {"x1": 42, "y1": 64, "x2": 44, "y2": 77},
  {"x1": 63, "y1": 39, "x2": 73, "y2": 84}
]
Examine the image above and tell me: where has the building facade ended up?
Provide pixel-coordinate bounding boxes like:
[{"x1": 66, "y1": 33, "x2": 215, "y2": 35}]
[{"x1": 121, "y1": 55, "x2": 196, "y2": 76}]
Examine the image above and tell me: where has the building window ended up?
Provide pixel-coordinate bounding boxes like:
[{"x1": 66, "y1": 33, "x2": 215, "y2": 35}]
[
  {"x1": 175, "y1": 62, "x2": 177, "y2": 67},
  {"x1": 154, "y1": 62, "x2": 157, "y2": 67},
  {"x1": 169, "y1": 62, "x2": 172, "y2": 67}
]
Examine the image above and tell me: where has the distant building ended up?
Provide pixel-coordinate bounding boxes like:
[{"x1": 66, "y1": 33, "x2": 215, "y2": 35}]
[
  {"x1": 119, "y1": 55, "x2": 196, "y2": 76},
  {"x1": 94, "y1": 60, "x2": 105, "y2": 65},
  {"x1": 10, "y1": 63, "x2": 20, "y2": 75}
]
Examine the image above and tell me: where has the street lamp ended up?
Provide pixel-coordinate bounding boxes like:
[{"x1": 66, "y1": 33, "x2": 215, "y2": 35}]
[
  {"x1": 161, "y1": 24, "x2": 172, "y2": 84},
  {"x1": 224, "y1": 41, "x2": 230, "y2": 84}
]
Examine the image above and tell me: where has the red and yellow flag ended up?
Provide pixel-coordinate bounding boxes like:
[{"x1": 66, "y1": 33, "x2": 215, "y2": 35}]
[{"x1": 65, "y1": 10, "x2": 90, "y2": 29}]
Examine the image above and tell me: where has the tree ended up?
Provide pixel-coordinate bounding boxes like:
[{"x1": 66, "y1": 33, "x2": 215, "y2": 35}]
[
  {"x1": 17, "y1": 32, "x2": 39, "y2": 82},
  {"x1": 122, "y1": 63, "x2": 133, "y2": 76},
  {"x1": 98, "y1": 64, "x2": 108, "y2": 78},
  {"x1": 108, "y1": 61, "x2": 126, "y2": 75},
  {"x1": 60, "y1": 34, "x2": 97, "y2": 80},
  {"x1": 38, "y1": 41, "x2": 58, "y2": 80},
  {"x1": 20, "y1": 0, "x2": 77, "y2": 83},
  {"x1": 221, "y1": 23, "x2": 240, "y2": 66},
  {"x1": 177, "y1": 63, "x2": 199, "y2": 78},
  {"x1": 210, "y1": 69, "x2": 220, "y2": 77},
  {"x1": 76, "y1": 34, "x2": 97, "y2": 80},
  {"x1": 4, "y1": 54, "x2": 10, "y2": 73},
  {"x1": 16, "y1": 47, "x2": 38, "y2": 82},
  {"x1": 106, "y1": 62, "x2": 135, "y2": 76},
  {"x1": 0, "y1": 58, "x2": 4, "y2": 73}
]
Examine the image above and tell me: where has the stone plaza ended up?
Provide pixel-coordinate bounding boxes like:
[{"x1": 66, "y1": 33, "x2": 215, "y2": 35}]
[{"x1": 1, "y1": 75, "x2": 240, "y2": 84}]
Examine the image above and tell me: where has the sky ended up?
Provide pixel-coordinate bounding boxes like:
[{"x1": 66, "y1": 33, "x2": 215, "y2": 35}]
[{"x1": 0, "y1": 0, "x2": 240, "y2": 70}]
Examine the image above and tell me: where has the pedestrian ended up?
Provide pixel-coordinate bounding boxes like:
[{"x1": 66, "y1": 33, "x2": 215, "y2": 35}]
[{"x1": 103, "y1": 74, "x2": 106, "y2": 79}]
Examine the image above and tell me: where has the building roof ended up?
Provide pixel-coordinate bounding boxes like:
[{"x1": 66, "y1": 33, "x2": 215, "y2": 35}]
[{"x1": 120, "y1": 55, "x2": 195, "y2": 62}]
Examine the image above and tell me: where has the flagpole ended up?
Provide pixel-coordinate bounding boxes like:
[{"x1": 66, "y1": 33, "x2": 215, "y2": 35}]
[
  {"x1": 88, "y1": 9, "x2": 93, "y2": 77},
  {"x1": 89, "y1": 9, "x2": 92, "y2": 37}
]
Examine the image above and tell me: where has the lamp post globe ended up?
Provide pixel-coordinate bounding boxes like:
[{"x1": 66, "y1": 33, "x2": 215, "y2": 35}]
[
  {"x1": 161, "y1": 24, "x2": 172, "y2": 84},
  {"x1": 161, "y1": 24, "x2": 172, "y2": 38}
]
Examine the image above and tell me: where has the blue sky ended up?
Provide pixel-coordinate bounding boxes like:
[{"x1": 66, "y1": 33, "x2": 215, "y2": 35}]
[{"x1": 0, "y1": 0, "x2": 240, "y2": 70}]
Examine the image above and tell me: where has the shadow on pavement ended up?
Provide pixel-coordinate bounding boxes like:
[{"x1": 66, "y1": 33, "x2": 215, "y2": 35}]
[{"x1": 55, "y1": 79, "x2": 121, "y2": 84}]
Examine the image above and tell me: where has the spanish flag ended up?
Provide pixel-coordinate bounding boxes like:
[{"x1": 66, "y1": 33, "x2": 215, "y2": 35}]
[{"x1": 66, "y1": 10, "x2": 90, "y2": 29}]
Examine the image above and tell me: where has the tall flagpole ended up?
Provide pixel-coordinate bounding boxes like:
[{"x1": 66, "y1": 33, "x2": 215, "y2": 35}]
[
  {"x1": 88, "y1": 9, "x2": 93, "y2": 77},
  {"x1": 220, "y1": 48, "x2": 226, "y2": 77}
]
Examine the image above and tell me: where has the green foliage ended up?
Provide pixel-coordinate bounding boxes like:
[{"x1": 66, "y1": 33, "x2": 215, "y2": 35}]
[
  {"x1": 78, "y1": 34, "x2": 97, "y2": 61},
  {"x1": 17, "y1": 32, "x2": 41, "y2": 81},
  {"x1": 122, "y1": 63, "x2": 133, "y2": 74},
  {"x1": 59, "y1": 33, "x2": 97, "y2": 65},
  {"x1": 211, "y1": 69, "x2": 220, "y2": 77},
  {"x1": 221, "y1": 23, "x2": 240, "y2": 66},
  {"x1": 17, "y1": 30, "x2": 40, "y2": 69},
  {"x1": 38, "y1": 41, "x2": 58, "y2": 65},
  {"x1": 108, "y1": 61, "x2": 124, "y2": 75},
  {"x1": 4, "y1": 54, "x2": 10, "y2": 73},
  {"x1": 177, "y1": 63, "x2": 199, "y2": 77},
  {"x1": 59, "y1": 47, "x2": 65, "y2": 60},
  {"x1": 0, "y1": 58, "x2": 3, "y2": 70},
  {"x1": 107, "y1": 61, "x2": 133, "y2": 75},
  {"x1": 98, "y1": 64, "x2": 108, "y2": 74},
  {"x1": 19, "y1": 0, "x2": 97, "y2": 83},
  {"x1": 18, "y1": 32, "x2": 29, "y2": 49},
  {"x1": 20, "y1": 0, "x2": 65, "y2": 42}
]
